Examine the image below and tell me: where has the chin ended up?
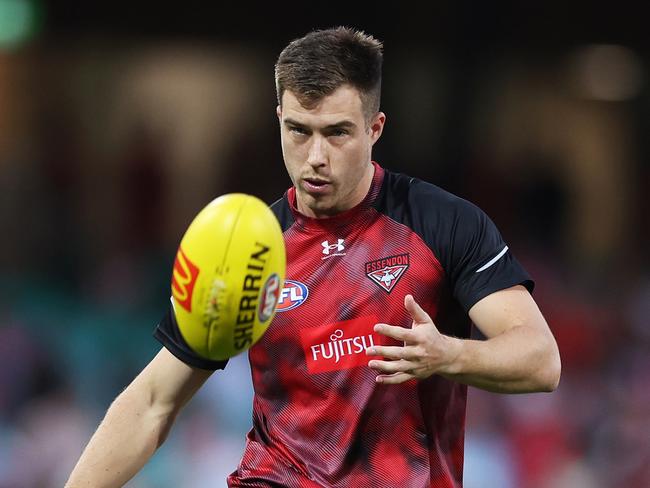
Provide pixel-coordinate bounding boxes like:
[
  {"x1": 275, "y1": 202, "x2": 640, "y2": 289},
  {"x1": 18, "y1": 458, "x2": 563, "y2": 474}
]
[{"x1": 305, "y1": 199, "x2": 339, "y2": 218}]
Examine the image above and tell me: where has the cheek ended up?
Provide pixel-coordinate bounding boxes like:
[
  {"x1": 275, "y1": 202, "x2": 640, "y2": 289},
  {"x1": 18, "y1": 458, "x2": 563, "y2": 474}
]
[
  {"x1": 283, "y1": 159, "x2": 298, "y2": 184},
  {"x1": 344, "y1": 143, "x2": 370, "y2": 175},
  {"x1": 281, "y1": 135, "x2": 304, "y2": 160},
  {"x1": 281, "y1": 143, "x2": 303, "y2": 182},
  {"x1": 280, "y1": 136, "x2": 293, "y2": 161}
]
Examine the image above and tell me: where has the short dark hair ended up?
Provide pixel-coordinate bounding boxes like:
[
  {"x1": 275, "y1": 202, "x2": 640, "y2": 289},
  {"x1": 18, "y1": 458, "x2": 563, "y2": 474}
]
[{"x1": 275, "y1": 26, "x2": 383, "y2": 122}]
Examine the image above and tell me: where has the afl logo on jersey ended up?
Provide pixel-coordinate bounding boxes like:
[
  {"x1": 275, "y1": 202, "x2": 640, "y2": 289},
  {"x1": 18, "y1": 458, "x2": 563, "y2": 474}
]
[{"x1": 276, "y1": 280, "x2": 309, "y2": 312}]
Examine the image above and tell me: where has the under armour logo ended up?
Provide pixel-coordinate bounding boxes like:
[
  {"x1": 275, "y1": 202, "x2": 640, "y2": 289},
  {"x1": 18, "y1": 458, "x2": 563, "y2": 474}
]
[{"x1": 322, "y1": 239, "x2": 346, "y2": 259}]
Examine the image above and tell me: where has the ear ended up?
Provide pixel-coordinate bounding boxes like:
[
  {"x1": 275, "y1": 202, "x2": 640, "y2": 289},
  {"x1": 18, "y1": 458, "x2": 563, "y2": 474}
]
[
  {"x1": 276, "y1": 105, "x2": 282, "y2": 121},
  {"x1": 369, "y1": 111, "x2": 386, "y2": 146}
]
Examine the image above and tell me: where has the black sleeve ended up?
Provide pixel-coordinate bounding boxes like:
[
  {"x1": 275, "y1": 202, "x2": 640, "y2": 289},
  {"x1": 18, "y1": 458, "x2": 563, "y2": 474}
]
[
  {"x1": 408, "y1": 179, "x2": 534, "y2": 312},
  {"x1": 153, "y1": 302, "x2": 229, "y2": 371},
  {"x1": 443, "y1": 198, "x2": 533, "y2": 311}
]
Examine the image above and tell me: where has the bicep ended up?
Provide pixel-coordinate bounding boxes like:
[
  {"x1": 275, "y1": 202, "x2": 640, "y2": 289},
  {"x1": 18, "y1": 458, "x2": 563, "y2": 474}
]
[
  {"x1": 131, "y1": 347, "x2": 214, "y2": 414},
  {"x1": 468, "y1": 285, "x2": 552, "y2": 339}
]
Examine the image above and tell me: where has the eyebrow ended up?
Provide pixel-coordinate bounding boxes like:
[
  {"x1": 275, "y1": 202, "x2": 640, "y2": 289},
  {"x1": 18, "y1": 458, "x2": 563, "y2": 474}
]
[{"x1": 283, "y1": 118, "x2": 357, "y2": 130}]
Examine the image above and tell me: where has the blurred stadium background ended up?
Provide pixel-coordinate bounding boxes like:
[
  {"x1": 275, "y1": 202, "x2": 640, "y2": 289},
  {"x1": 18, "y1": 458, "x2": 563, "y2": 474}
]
[{"x1": 0, "y1": 2, "x2": 648, "y2": 487}]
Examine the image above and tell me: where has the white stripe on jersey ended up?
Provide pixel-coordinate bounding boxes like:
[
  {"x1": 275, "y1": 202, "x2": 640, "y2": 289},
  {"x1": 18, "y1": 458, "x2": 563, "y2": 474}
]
[{"x1": 475, "y1": 245, "x2": 509, "y2": 273}]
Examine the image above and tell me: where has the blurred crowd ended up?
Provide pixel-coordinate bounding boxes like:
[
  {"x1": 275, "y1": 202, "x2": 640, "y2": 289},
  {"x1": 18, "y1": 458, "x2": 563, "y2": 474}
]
[{"x1": 0, "y1": 7, "x2": 649, "y2": 488}]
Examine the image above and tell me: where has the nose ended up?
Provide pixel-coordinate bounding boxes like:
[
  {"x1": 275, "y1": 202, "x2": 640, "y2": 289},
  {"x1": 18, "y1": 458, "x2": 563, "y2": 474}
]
[{"x1": 306, "y1": 135, "x2": 328, "y2": 168}]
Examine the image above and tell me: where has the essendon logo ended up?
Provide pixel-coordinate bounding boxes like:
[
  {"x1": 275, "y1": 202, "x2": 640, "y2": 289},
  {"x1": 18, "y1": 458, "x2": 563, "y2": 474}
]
[
  {"x1": 365, "y1": 253, "x2": 410, "y2": 293},
  {"x1": 171, "y1": 247, "x2": 200, "y2": 312},
  {"x1": 300, "y1": 315, "x2": 383, "y2": 374}
]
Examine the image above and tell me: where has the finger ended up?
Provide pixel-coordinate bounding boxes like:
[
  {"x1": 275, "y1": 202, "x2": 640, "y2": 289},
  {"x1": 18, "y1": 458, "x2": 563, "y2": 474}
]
[
  {"x1": 404, "y1": 294, "x2": 433, "y2": 325},
  {"x1": 368, "y1": 359, "x2": 417, "y2": 374},
  {"x1": 375, "y1": 372, "x2": 414, "y2": 385},
  {"x1": 374, "y1": 323, "x2": 415, "y2": 342},
  {"x1": 366, "y1": 345, "x2": 417, "y2": 360}
]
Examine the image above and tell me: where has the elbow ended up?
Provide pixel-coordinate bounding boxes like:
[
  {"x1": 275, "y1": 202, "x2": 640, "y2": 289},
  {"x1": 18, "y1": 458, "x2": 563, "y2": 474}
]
[{"x1": 536, "y1": 341, "x2": 562, "y2": 392}]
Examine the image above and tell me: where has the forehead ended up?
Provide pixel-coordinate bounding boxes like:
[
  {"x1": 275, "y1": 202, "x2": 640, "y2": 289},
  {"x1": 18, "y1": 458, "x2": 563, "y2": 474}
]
[{"x1": 281, "y1": 85, "x2": 365, "y2": 125}]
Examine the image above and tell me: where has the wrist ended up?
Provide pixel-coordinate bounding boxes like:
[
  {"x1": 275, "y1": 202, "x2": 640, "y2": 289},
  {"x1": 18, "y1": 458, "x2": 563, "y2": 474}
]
[{"x1": 439, "y1": 335, "x2": 464, "y2": 376}]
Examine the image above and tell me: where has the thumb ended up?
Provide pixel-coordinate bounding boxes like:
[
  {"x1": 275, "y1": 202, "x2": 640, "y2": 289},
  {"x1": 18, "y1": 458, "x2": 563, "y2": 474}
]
[{"x1": 404, "y1": 294, "x2": 433, "y2": 325}]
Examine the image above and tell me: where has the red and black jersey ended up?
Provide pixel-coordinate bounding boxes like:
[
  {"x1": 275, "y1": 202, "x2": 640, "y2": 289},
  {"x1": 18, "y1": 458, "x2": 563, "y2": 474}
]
[{"x1": 155, "y1": 162, "x2": 533, "y2": 487}]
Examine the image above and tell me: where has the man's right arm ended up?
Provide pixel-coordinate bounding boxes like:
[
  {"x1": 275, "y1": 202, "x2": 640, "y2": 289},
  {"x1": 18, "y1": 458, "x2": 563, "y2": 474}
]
[{"x1": 65, "y1": 347, "x2": 214, "y2": 488}]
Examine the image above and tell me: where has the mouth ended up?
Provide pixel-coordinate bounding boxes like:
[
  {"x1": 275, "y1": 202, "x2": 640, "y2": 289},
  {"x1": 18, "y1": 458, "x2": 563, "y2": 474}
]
[
  {"x1": 302, "y1": 177, "x2": 332, "y2": 194},
  {"x1": 304, "y1": 177, "x2": 330, "y2": 186}
]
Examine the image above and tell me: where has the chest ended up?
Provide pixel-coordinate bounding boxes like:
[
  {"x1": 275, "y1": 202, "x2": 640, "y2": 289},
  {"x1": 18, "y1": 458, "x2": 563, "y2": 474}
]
[{"x1": 255, "y1": 212, "x2": 445, "y2": 374}]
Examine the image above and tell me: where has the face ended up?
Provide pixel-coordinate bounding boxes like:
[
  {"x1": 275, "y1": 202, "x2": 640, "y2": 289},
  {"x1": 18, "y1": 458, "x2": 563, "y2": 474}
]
[{"x1": 277, "y1": 85, "x2": 385, "y2": 218}]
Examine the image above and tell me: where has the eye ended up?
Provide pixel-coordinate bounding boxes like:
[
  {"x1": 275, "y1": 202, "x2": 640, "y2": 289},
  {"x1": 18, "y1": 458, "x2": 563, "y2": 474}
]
[
  {"x1": 289, "y1": 126, "x2": 308, "y2": 135},
  {"x1": 325, "y1": 125, "x2": 353, "y2": 138}
]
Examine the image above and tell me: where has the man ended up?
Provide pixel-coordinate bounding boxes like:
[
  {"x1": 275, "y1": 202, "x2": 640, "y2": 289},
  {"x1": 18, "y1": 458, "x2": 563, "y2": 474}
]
[{"x1": 66, "y1": 27, "x2": 560, "y2": 487}]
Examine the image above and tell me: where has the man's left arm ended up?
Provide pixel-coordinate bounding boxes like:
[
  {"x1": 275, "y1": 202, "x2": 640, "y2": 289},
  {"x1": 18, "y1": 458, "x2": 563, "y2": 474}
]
[{"x1": 367, "y1": 285, "x2": 561, "y2": 393}]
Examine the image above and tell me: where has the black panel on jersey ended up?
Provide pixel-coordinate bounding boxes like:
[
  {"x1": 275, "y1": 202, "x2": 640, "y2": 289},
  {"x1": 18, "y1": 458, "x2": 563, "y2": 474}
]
[
  {"x1": 270, "y1": 195, "x2": 294, "y2": 232},
  {"x1": 154, "y1": 305, "x2": 229, "y2": 371},
  {"x1": 374, "y1": 170, "x2": 534, "y2": 313}
]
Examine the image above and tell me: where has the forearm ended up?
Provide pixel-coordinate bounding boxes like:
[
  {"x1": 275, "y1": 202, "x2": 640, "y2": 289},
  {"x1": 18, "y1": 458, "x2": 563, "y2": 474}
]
[
  {"x1": 441, "y1": 325, "x2": 561, "y2": 393},
  {"x1": 65, "y1": 385, "x2": 176, "y2": 488}
]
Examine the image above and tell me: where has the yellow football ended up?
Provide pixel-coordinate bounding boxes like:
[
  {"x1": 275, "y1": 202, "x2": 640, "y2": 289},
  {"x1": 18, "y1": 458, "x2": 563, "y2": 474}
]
[{"x1": 170, "y1": 193, "x2": 286, "y2": 361}]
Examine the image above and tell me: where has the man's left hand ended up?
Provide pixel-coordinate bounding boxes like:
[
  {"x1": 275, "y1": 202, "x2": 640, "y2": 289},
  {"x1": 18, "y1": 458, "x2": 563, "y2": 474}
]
[{"x1": 366, "y1": 294, "x2": 462, "y2": 384}]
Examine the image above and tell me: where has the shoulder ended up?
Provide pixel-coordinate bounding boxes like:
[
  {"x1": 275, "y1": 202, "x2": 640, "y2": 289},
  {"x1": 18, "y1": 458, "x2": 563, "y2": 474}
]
[
  {"x1": 269, "y1": 194, "x2": 287, "y2": 214},
  {"x1": 377, "y1": 168, "x2": 487, "y2": 227},
  {"x1": 411, "y1": 176, "x2": 483, "y2": 219},
  {"x1": 269, "y1": 193, "x2": 294, "y2": 232}
]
